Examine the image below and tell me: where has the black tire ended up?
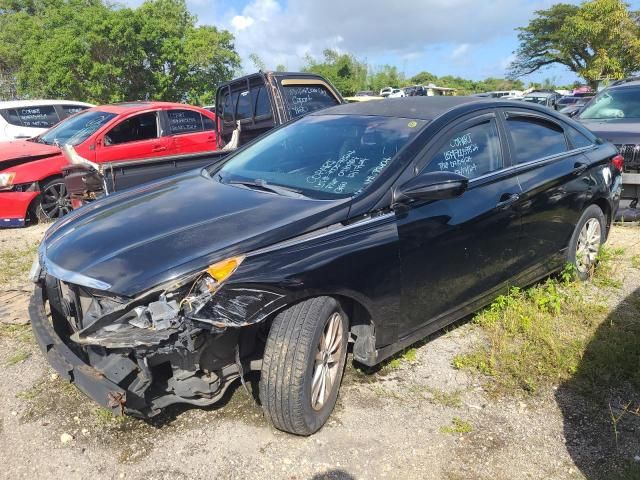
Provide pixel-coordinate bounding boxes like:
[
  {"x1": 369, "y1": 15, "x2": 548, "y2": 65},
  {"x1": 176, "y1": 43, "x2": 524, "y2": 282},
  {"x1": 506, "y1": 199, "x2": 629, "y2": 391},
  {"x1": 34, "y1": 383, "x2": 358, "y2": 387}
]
[
  {"x1": 259, "y1": 296, "x2": 348, "y2": 435},
  {"x1": 567, "y1": 204, "x2": 606, "y2": 281},
  {"x1": 36, "y1": 178, "x2": 72, "y2": 222}
]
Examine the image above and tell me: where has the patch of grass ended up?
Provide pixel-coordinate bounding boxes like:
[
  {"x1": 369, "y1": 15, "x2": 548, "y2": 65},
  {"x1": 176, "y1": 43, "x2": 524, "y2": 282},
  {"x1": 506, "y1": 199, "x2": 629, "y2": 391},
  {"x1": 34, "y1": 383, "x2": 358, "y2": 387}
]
[
  {"x1": 592, "y1": 245, "x2": 624, "y2": 289},
  {"x1": 425, "y1": 387, "x2": 463, "y2": 408},
  {"x1": 0, "y1": 324, "x2": 33, "y2": 343},
  {"x1": 630, "y1": 254, "x2": 640, "y2": 269},
  {"x1": 0, "y1": 241, "x2": 39, "y2": 286},
  {"x1": 6, "y1": 350, "x2": 30, "y2": 365},
  {"x1": 382, "y1": 346, "x2": 422, "y2": 371},
  {"x1": 440, "y1": 417, "x2": 472, "y2": 434},
  {"x1": 452, "y1": 261, "x2": 616, "y2": 395}
]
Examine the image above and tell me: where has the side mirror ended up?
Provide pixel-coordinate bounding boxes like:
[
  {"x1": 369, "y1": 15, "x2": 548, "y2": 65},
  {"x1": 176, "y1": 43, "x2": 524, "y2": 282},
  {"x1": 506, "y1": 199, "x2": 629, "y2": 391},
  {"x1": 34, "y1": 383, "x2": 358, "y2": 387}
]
[{"x1": 394, "y1": 171, "x2": 468, "y2": 204}]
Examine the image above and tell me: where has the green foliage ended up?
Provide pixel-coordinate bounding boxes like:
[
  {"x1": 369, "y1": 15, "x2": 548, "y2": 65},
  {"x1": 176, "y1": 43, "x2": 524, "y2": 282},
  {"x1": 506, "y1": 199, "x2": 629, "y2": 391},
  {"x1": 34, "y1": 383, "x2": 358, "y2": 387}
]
[
  {"x1": 510, "y1": 0, "x2": 640, "y2": 86},
  {"x1": 0, "y1": 0, "x2": 240, "y2": 103},
  {"x1": 440, "y1": 417, "x2": 472, "y2": 434},
  {"x1": 303, "y1": 49, "x2": 368, "y2": 96},
  {"x1": 5, "y1": 350, "x2": 30, "y2": 365}
]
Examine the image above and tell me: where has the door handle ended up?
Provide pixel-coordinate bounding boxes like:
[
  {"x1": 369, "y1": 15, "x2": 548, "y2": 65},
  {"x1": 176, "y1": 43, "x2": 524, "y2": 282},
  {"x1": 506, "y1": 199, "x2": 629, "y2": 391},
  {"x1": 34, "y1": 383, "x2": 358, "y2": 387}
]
[
  {"x1": 496, "y1": 193, "x2": 520, "y2": 209},
  {"x1": 152, "y1": 145, "x2": 167, "y2": 152},
  {"x1": 573, "y1": 161, "x2": 588, "y2": 175}
]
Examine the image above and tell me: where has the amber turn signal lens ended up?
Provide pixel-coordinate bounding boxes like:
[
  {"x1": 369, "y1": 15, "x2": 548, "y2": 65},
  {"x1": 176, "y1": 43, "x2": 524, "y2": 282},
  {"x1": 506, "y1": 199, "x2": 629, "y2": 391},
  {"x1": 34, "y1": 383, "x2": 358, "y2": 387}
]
[{"x1": 206, "y1": 256, "x2": 245, "y2": 282}]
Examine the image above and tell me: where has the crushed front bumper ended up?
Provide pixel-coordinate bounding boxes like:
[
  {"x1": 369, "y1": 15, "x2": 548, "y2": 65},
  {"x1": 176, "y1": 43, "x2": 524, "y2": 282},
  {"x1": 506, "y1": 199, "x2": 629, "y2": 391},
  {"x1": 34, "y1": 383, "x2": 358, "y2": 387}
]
[{"x1": 29, "y1": 285, "x2": 126, "y2": 415}]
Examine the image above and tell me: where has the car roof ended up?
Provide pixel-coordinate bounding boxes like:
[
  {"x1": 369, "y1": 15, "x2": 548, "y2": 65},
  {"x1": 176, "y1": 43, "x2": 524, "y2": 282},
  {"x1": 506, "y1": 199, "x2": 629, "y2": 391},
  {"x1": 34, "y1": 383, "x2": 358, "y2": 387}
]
[
  {"x1": 310, "y1": 96, "x2": 492, "y2": 120},
  {"x1": 0, "y1": 99, "x2": 94, "y2": 109},
  {"x1": 87, "y1": 101, "x2": 206, "y2": 114}
]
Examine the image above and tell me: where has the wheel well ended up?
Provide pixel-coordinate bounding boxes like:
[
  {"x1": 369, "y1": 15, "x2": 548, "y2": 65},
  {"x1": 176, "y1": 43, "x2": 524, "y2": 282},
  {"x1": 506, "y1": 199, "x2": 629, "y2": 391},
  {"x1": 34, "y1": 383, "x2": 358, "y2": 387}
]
[
  {"x1": 592, "y1": 198, "x2": 612, "y2": 232},
  {"x1": 27, "y1": 174, "x2": 63, "y2": 220}
]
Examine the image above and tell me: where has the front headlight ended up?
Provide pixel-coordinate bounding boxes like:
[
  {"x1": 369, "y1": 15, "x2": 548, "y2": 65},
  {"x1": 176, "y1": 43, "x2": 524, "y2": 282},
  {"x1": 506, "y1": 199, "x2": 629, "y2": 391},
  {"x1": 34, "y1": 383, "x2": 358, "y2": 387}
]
[{"x1": 0, "y1": 172, "x2": 16, "y2": 190}]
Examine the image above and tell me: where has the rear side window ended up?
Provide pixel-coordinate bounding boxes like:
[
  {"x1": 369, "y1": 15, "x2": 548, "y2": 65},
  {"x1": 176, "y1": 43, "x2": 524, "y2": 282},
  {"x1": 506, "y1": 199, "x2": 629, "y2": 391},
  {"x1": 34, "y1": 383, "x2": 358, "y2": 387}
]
[
  {"x1": 7, "y1": 105, "x2": 60, "y2": 128},
  {"x1": 253, "y1": 86, "x2": 272, "y2": 117},
  {"x1": 506, "y1": 116, "x2": 567, "y2": 164},
  {"x1": 222, "y1": 91, "x2": 239, "y2": 123},
  {"x1": 60, "y1": 105, "x2": 89, "y2": 119},
  {"x1": 0, "y1": 108, "x2": 22, "y2": 126},
  {"x1": 105, "y1": 112, "x2": 158, "y2": 145},
  {"x1": 236, "y1": 91, "x2": 252, "y2": 120},
  {"x1": 423, "y1": 120, "x2": 503, "y2": 179},
  {"x1": 566, "y1": 127, "x2": 593, "y2": 149},
  {"x1": 282, "y1": 84, "x2": 339, "y2": 117},
  {"x1": 167, "y1": 109, "x2": 203, "y2": 134}
]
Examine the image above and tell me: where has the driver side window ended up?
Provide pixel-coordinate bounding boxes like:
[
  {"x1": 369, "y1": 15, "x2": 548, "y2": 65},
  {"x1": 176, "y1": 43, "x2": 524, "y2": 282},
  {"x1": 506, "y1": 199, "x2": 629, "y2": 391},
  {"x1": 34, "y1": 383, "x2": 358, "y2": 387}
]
[
  {"x1": 423, "y1": 120, "x2": 503, "y2": 179},
  {"x1": 104, "y1": 112, "x2": 159, "y2": 146}
]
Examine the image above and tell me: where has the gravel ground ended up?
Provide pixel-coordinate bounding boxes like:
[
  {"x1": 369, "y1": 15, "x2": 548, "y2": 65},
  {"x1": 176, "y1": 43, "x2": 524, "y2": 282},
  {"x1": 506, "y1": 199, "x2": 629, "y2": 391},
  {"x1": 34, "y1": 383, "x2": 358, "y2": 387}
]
[{"x1": 0, "y1": 223, "x2": 638, "y2": 480}]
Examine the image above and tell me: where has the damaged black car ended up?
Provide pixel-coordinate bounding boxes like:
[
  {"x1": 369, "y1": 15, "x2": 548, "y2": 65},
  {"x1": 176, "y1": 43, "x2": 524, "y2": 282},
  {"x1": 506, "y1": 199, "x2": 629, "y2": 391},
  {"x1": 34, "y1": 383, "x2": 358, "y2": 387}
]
[{"x1": 30, "y1": 97, "x2": 622, "y2": 435}]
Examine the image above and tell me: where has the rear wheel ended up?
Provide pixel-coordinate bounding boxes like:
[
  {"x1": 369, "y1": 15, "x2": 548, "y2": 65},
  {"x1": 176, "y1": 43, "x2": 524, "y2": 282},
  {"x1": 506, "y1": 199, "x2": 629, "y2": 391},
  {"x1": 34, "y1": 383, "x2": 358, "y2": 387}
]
[
  {"x1": 567, "y1": 204, "x2": 606, "y2": 280},
  {"x1": 259, "y1": 297, "x2": 348, "y2": 435},
  {"x1": 36, "y1": 178, "x2": 72, "y2": 222}
]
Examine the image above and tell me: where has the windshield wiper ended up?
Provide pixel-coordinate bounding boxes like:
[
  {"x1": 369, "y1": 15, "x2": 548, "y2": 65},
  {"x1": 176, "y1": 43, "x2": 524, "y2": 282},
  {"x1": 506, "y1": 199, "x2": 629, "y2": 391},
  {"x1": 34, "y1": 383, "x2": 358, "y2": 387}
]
[{"x1": 226, "y1": 179, "x2": 308, "y2": 199}]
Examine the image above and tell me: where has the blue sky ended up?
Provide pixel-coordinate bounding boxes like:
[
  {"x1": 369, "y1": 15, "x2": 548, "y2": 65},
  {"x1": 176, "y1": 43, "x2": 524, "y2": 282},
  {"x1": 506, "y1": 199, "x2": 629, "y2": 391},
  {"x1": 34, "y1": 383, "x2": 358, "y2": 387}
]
[{"x1": 128, "y1": 0, "x2": 640, "y2": 85}]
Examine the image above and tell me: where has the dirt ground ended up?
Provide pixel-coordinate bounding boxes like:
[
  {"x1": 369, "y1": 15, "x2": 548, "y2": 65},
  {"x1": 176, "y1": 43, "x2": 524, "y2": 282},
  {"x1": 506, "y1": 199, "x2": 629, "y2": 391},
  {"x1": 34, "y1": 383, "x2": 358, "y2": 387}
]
[{"x1": 0, "y1": 223, "x2": 638, "y2": 480}]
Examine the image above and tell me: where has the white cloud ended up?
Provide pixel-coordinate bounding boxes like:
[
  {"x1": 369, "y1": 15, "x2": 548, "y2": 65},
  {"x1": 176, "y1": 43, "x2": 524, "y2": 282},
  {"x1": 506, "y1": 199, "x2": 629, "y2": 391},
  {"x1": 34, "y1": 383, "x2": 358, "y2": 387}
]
[
  {"x1": 231, "y1": 15, "x2": 254, "y2": 31},
  {"x1": 220, "y1": 0, "x2": 550, "y2": 73},
  {"x1": 451, "y1": 44, "x2": 471, "y2": 60}
]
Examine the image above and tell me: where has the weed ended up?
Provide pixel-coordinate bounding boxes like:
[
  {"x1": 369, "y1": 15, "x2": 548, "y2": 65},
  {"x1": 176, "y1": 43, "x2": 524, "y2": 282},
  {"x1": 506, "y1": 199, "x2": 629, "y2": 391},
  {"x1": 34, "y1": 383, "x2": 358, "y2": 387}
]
[
  {"x1": 0, "y1": 324, "x2": 33, "y2": 343},
  {"x1": 382, "y1": 346, "x2": 421, "y2": 371},
  {"x1": 6, "y1": 350, "x2": 30, "y2": 365},
  {"x1": 631, "y1": 254, "x2": 640, "y2": 269},
  {"x1": 440, "y1": 417, "x2": 472, "y2": 434},
  {"x1": 425, "y1": 387, "x2": 463, "y2": 408},
  {"x1": 0, "y1": 241, "x2": 39, "y2": 286}
]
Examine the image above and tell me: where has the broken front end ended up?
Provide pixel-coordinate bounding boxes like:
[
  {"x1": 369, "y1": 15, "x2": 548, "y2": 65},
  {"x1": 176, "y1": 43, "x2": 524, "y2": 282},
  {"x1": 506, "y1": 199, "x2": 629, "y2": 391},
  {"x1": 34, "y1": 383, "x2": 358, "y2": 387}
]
[{"x1": 29, "y1": 255, "x2": 281, "y2": 416}]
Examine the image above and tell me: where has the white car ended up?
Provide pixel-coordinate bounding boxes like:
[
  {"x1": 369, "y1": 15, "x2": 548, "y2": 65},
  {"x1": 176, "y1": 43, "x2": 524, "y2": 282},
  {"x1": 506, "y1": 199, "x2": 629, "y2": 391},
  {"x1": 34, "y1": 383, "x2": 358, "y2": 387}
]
[
  {"x1": 388, "y1": 89, "x2": 406, "y2": 98},
  {"x1": 379, "y1": 87, "x2": 393, "y2": 97},
  {"x1": 0, "y1": 100, "x2": 93, "y2": 142}
]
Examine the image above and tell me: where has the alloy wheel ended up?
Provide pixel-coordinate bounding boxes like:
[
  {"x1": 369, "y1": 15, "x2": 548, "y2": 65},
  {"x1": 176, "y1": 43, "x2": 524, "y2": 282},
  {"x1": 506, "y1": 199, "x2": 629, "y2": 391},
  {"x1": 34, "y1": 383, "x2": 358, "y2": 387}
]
[
  {"x1": 311, "y1": 312, "x2": 344, "y2": 410},
  {"x1": 40, "y1": 182, "x2": 71, "y2": 219},
  {"x1": 575, "y1": 218, "x2": 601, "y2": 274}
]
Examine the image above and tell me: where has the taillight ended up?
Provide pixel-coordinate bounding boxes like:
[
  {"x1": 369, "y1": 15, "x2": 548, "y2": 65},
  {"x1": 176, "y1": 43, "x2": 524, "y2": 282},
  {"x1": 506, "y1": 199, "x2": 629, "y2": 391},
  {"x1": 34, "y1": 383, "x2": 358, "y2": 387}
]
[{"x1": 612, "y1": 154, "x2": 624, "y2": 172}]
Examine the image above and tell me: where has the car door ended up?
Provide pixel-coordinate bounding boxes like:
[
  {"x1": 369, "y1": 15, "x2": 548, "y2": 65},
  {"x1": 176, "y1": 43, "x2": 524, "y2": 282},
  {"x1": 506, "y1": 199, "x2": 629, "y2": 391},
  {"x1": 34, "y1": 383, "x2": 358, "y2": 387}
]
[
  {"x1": 503, "y1": 110, "x2": 593, "y2": 276},
  {"x1": 95, "y1": 110, "x2": 173, "y2": 189},
  {"x1": 165, "y1": 108, "x2": 217, "y2": 155},
  {"x1": 396, "y1": 112, "x2": 523, "y2": 335}
]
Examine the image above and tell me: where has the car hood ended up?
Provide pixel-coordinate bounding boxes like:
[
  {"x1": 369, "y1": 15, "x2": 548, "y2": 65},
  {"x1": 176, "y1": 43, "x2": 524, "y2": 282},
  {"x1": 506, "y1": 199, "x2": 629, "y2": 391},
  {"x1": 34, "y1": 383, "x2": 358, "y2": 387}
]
[
  {"x1": 578, "y1": 119, "x2": 640, "y2": 145},
  {"x1": 42, "y1": 169, "x2": 351, "y2": 296},
  {"x1": 0, "y1": 139, "x2": 60, "y2": 171}
]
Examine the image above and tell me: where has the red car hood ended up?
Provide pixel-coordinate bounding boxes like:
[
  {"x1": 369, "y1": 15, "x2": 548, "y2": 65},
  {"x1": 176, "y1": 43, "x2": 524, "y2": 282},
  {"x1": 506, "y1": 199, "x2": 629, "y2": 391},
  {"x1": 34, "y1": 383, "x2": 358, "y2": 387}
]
[{"x1": 0, "y1": 139, "x2": 61, "y2": 172}]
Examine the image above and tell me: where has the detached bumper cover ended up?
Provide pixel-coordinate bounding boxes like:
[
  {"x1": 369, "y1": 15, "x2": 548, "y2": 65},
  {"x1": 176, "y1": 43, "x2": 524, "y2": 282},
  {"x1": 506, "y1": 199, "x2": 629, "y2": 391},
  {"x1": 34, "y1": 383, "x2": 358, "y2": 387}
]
[{"x1": 28, "y1": 285, "x2": 126, "y2": 414}]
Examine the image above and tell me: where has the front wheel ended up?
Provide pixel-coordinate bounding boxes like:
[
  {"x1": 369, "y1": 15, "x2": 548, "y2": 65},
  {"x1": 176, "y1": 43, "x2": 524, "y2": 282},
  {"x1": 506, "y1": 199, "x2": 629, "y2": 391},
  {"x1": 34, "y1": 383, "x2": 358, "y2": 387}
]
[
  {"x1": 36, "y1": 178, "x2": 72, "y2": 222},
  {"x1": 259, "y1": 297, "x2": 348, "y2": 435},
  {"x1": 567, "y1": 204, "x2": 606, "y2": 280}
]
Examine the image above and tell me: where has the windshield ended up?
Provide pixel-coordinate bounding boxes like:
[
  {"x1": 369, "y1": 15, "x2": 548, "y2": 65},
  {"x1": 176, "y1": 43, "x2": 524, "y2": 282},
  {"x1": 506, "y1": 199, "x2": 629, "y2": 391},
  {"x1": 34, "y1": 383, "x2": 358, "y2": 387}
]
[
  {"x1": 35, "y1": 110, "x2": 116, "y2": 146},
  {"x1": 579, "y1": 87, "x2": 640, "y2": 120},
  {"x1": 214, "y1": 114, "x2": 427, "y2": 199},
  {"x1": 523, "y1": 96, "x2": 548, "y2": 105}
]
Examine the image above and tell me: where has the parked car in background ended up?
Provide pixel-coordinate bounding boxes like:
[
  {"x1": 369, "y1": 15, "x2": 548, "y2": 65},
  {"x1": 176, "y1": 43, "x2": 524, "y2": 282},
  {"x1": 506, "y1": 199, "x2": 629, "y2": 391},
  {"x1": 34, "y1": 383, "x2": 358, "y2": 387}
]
[
  {"x1": 65, "y1": 71, "x2": 344, "y2": 208},
  {"x1": 0, "y1": 101, "x2": 217, "y2": 227},
  {"x1": 559, "y1": 98, "x2": 591, "y2": 118},
  {"x1": 0, "y1": 100, "x2": 93, "y2": 142},
  {"x1": 388, "y1": 88, "x2": 406, "y2": 98},
  {"x1": 30, "y1": 97, "x2": 621, "y2": 436},
  {"x1": 577, "y1": 77, "x2": 640, "y2": 218},
  {"x1": 379, "y1": 87, "x2": 394, "y2": 97},
  {"x1": 522, "y1": 90, "x2": 563, "y2": 109},
  {"x1": 355, "y1": 91, "x2": 374, "y2": 97}
]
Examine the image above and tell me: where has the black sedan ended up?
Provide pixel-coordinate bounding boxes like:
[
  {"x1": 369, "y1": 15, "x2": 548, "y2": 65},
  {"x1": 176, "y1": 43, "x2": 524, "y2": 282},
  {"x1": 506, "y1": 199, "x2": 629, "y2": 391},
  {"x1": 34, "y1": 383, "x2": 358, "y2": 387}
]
[{"x1": 30, "y1": 97, "x2": 622, "y2": 435}]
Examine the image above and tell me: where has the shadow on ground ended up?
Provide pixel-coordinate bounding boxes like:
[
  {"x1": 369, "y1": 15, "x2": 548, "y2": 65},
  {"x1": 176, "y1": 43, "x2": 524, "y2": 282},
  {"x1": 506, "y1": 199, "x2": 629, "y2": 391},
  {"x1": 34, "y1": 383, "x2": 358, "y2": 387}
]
[{"x1": 556, "y1": 286, "x2": 640, "y2": 479}]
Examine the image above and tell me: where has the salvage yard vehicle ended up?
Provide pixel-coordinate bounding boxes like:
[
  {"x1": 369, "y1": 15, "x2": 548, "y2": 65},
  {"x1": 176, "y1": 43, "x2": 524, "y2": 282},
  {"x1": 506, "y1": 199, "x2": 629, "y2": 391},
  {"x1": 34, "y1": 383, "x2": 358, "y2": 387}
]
[
  {"x1": 576, "y1": 77, "x2": 640, "y2": 220},
  {"x1": 65, "y1": 71, "x2": 344, "y2": 206},
  {"x1": 30, "y1": 97, "x2": 622, "y2": 436},
  {"x1": 0, "y1": 101, "x2": 217, "y2": 227},
  {"x1": 0, "y1": 100, "x2": 93, "y2": 142},
  {"x1": 522, "y1": 90, "x2": 562, "y2": 109}
]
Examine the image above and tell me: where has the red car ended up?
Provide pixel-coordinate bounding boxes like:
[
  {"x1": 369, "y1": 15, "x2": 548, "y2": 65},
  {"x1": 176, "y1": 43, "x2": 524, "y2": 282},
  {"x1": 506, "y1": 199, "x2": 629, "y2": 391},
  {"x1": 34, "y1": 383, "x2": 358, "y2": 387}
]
[{"x1": 0, "y1": 101, "x2": 218, "y2": 227}]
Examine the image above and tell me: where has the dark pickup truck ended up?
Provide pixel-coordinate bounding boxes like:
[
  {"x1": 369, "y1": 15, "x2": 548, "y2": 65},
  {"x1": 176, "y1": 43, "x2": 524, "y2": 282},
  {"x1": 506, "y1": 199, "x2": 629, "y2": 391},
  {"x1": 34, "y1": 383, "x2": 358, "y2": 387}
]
[{"x1": 63, "y1": 72, "x2": 344, "y2": 204}]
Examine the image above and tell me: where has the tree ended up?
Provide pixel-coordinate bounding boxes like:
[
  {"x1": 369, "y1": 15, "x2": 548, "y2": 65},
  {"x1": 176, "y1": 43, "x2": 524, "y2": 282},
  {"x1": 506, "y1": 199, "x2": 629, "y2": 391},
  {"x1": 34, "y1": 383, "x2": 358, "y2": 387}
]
[
  {"x1": 410, "y1": 71, "x2": 438, "y2": 85},
  {"x1": 509, "y1": 0, "x2": 640, "y2": 86},
  {"x1": 303, "y1": 49, "x2": 367, "y2": 96},
  {"x1": 248, "y1": 53, "x2": 266, "y2": 72},
  {"x1": 0, "y1": 0, "x2": 240, "y2": 103}
]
